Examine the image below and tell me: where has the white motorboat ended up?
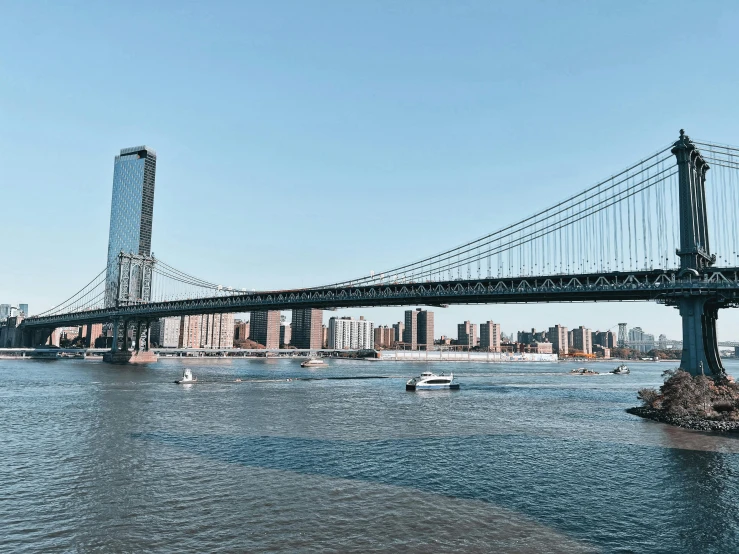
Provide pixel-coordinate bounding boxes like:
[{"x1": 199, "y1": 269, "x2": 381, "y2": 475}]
[
  {"x1": 406, "y1": 371, "x2": 459, "y2": 391},
  {"x1": 301, "y1": 358, "x2": 327, "y2": 368},
  {"x1": 175, "y1": 368, "x2": 196, "y2": 384},
  {"x1": 611, "y1": 364, "x2": 630, "y2": 375}
]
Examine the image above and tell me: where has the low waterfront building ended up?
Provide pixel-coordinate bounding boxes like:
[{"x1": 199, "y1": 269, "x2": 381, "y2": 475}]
[
  {"x1": 526, "y1": 341, "x2": 553, "y2": 354},
  {"x1": 594, "y1": 345, "x2": 611, "y2": 358}
]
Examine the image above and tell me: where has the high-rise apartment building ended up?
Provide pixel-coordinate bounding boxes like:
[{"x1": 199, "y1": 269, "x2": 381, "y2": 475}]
[
  {"x1": 280, "y1": 324, "x2": 292, "y2": 347},
  {"x1": 457, "y1": 321, "x2": 478, "y2": 347},
  {"x1": 80, "y1": 323, "x2": 104, "y2": 347},
  {"x1": 658, "y1": 334, "x2": 668, "y2": 350},
  {"x1": 547, "y1": 325, "x2": 569, "y2": 355},
  {"x1": 205, "y1": 313, "x2": 234, "y2": 349},
  {"x1": 104, "y1": 146, "x2": 157, "y2": 307},
  {"x1": 234, "y1": 320, "x2": 250, "y2": 341},
  {"x1": 592, "y1": 330, "x2": 616, "y2": 349},
  {"x1": 384, "y1": 326, "x2": 395, "y2": 347},
  {"x1": 0, "y1": 304, "x2": 9, "y2": 321},
  {"x1": 373, "y1": 325, "x2": 395, "y2": 348},
  {"x1": 417, "y1": 310, "x2": 434, "y2": 349},
  {"x1": 250, "y1": 311, "x2": 281, "y2": 348},
  {"x1": 18, "y1": 304, "x2": 28, "y2": 317},
  {"x1": 328, "y1": 317, "x2": 374, "y2": 349},
  {"x1": 393, "y1": 322, "x2": 404, "y2": 344},
  {"x1": 628, "y1": 326, "x2": 655, "y2": 352},
  {"x1": 403, "y1": 310, "x2": 418, "y2": 349},
  {"x1": 480, "y1": 321, "x2": 502, "y2": 351},
  {"x1": 151, "y1": 316, "x2": 181, "y2": 348},
  {"x1": 291, "y1": 308, "x2": 323, "y2": 349},
  {"x1": 571, "y1": 326, "x2": 592, "y2": 355},
  {"x1": 374, "y1": 327, "x2": 384, "y2": 348},
  {"x1": 178, "y1": 313, "x2": 234, "y2": 349}
]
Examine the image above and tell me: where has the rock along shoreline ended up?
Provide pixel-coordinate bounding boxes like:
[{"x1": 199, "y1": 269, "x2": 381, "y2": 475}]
[{"x1": 626, "y1": 406, "x2": 739, "y2": 433}]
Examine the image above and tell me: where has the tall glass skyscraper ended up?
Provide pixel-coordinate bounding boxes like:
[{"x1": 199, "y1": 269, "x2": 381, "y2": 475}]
[{"x1": 105, "y1": 146, "x2": 157, "y2": 307}]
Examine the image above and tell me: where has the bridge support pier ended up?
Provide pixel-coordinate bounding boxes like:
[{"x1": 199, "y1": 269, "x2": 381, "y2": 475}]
[
  {"x1": 111, "y1": 319, "x2": 120, "y2": 353},
  {"x1": 103, "y1": 318, "x2": 158, "y2": 364},
  {"x1": 134, "y1": 322, "x2": 142, "y2": 352},
  {"x1": 677, "y1": 297, "x2": 725, "y2": 377}
]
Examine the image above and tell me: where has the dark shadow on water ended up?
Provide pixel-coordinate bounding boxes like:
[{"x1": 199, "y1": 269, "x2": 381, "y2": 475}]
[{"x1": 133, "y1": 430, "x2": 739, "y2": 553}]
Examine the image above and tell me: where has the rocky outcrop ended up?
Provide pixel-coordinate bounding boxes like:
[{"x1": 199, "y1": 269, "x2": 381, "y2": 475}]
[{"x1": 627, "y1": 406, "x2": 739, "y2": 433}]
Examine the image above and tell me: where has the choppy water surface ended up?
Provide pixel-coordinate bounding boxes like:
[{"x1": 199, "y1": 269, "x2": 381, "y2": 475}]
[{"x1": 3, "y1": 357, "x2": 739, "y2": 552}]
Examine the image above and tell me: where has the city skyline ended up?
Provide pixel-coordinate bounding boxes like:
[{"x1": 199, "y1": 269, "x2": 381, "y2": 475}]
[{"x1": 4, "y1": 3, "x2": 739, "y2": 340}]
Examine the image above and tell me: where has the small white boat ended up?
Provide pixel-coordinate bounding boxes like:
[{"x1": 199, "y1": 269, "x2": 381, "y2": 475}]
[
  {"x1": 406, "y1": 371, "x2": 459, "y2": 391},
  {"x1": 301, "y1": 358, "x2": 327, "y2": 368},
  {"x1": 611, "y1": 364, "x2": 630, "y2": 375},
  {"x1": 363, "y1": 357, "x2": 381, "y2": 361},
  {"x1": 175, "y1": 368, "x2": 196, "y2": 384}
]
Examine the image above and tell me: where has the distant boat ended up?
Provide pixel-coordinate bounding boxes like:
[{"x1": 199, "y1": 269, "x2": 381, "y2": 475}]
[
  {"x1": 570, "y1": 367, "x2": 599, "y2": 375},
  {"x1": 301, "y1": 358, "x2": 327, "y2": 368},
  {"x1": 611, "y1": 364, "x2": 630, "y2": 375},
  {"x1": 406, "y1": 371, "x2": 459, "y2": 391},
  {"x1": 175, "y1": 368, "x2": 196, "y2": 384},
  {"x1": 363, "y1": 357, "x2": 381, "y2": 361}
]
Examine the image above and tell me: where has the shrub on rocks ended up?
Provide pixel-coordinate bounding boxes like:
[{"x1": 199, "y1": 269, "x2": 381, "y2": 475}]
[{"x1": 637, "y1": 369, "x2": 739, "y2": 421}]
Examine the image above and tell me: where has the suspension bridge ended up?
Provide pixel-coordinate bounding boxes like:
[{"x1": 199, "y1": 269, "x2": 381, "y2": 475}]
[{"x1": 9, "y1": 131, "x2": 739, "y2": 375}]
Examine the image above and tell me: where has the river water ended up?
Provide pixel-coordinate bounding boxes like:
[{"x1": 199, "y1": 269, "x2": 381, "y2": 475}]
[{"x1": 2, "y1": 356, "x2": 739, "y2": 553}]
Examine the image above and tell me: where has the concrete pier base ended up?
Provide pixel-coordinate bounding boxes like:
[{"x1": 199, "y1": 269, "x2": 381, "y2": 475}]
[{"x1": 103, "y1": 351, "x2": 159, "y2": 364}]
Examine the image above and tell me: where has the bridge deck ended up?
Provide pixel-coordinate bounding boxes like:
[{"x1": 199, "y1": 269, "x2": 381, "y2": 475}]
[{"x1": 21, "y1": 268, "x2": 739, "y2": 328}]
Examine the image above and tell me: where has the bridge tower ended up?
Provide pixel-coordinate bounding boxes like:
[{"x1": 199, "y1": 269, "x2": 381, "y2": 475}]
[
  {"x1": 104, "y1": 253, "x2": 158, "y2": 364},
  {"x1": 617, "y1": 323, "x2": 627, "y2": 349},
  {"x1": 670, "y1": 130, "x2": 723, "y2": 376}
]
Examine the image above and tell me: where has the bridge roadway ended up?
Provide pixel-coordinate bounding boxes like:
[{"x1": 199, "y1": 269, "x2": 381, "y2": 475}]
[
  {"x1": 22, "y1": 267, "x2": 739, "y2": 329},
  {"x1": 0, "y1": 347, "x2": 364, "y2": 357}
]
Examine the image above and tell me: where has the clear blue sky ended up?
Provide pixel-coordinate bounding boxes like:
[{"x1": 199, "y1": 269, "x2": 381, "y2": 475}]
[{"x1": 2, "y1": 1, "x2": 739, "y2": 340}]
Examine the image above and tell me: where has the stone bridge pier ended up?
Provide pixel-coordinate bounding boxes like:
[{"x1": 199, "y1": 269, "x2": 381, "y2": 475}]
[{"x1": 103, "y1": 318, "x2": 158, "y2": 364}]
